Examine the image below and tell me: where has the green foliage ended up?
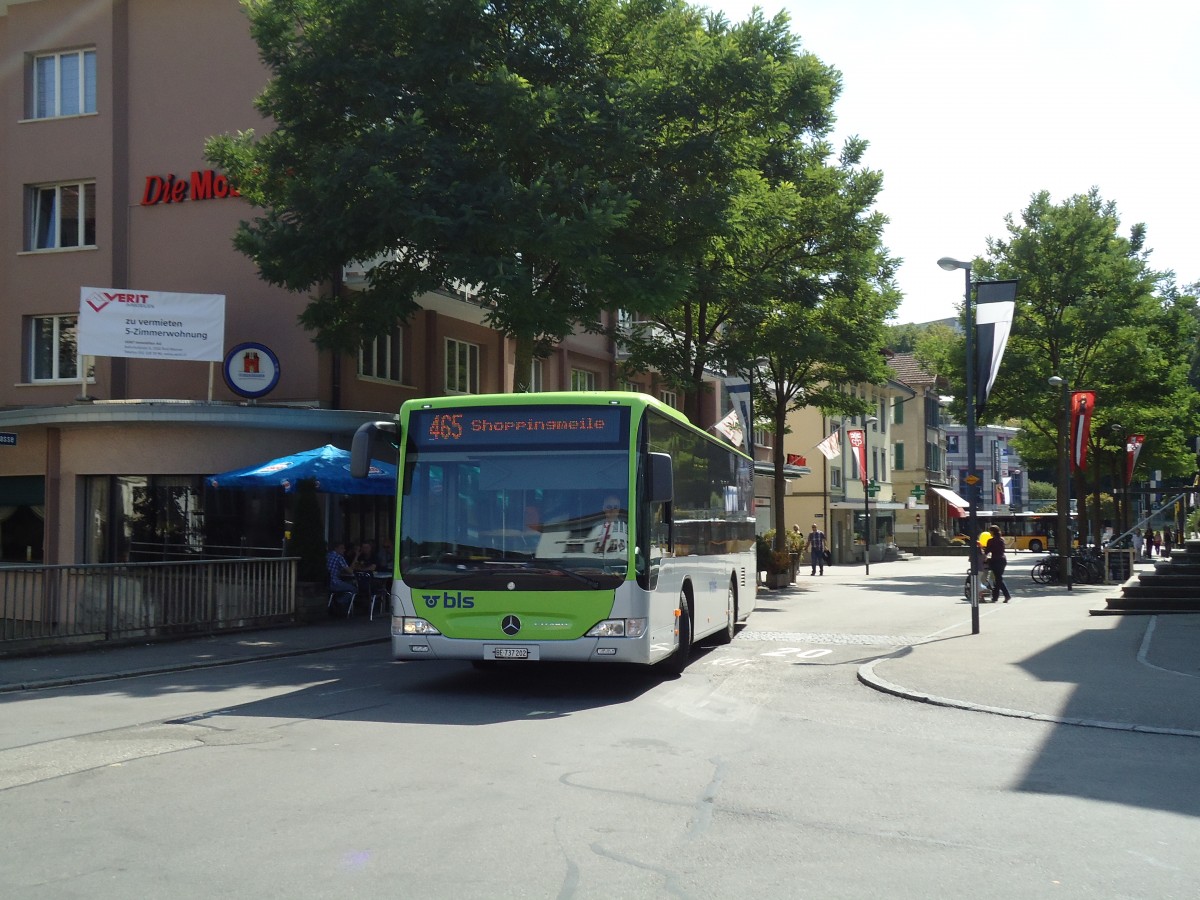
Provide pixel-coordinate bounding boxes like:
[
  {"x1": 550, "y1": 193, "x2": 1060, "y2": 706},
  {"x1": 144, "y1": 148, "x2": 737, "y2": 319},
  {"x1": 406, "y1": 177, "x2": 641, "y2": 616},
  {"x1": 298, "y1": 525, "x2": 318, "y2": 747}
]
[
  {"x1": 290, "y1": 478, "x2": 326, "y2": 582},
  {"x1": 923, "y1": 188, "x2": 1199, "y2": 545},
  {"x1": 207, "y1": 0, "x2": 675, "y2": 373},
  {"x1": 756, "y1": 533, "x2": 791, "y2": 573},
  {"x1": 1027, "y1": 480, "x2": 1057, "y2": 501}
]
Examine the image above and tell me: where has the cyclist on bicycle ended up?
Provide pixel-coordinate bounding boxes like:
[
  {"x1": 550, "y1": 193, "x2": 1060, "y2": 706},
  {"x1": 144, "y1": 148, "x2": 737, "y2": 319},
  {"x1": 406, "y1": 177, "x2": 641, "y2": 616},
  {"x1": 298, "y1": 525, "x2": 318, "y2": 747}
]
[{"x1": 984, "y1": 525, "x2": 1012, "y2": 603}]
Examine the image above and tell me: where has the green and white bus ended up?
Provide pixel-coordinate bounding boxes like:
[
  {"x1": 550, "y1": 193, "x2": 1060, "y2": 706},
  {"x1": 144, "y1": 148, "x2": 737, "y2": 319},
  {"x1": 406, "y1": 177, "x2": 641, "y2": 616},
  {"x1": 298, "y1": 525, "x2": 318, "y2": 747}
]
[{"x1": 351, "y1": 392, "x2": 756, "y2": 673}]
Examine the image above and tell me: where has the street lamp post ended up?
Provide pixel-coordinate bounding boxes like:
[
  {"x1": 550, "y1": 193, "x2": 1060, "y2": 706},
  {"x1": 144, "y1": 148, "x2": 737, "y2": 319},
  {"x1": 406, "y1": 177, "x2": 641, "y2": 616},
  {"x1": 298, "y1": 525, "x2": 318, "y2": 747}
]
[
  {"x1": 863, "y1": 415, "x2": 878, "y2": 574},
  {"x1": 938, "y1": 257, "x2": 981, "y2": 635},
  {"x1": 1049, "y1": 375, "x2": 1073, "y2": 590}
]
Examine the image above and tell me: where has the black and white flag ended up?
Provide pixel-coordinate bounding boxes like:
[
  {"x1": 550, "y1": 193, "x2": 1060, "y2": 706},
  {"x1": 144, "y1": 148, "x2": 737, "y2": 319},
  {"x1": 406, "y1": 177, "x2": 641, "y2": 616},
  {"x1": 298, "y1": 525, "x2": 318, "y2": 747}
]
[{"x1": 974, "y1": 280, "x2": 1018, "y2": 412}]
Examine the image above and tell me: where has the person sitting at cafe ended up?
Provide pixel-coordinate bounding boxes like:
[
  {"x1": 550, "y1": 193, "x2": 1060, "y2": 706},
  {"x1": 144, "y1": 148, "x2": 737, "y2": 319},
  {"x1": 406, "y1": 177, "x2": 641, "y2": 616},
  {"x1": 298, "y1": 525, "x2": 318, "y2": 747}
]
[
  {"x1": 353, "y1": 540, "x2": 377, "y2": 573},
  {"x1": 326, "y1": 540, "x2": 357, "y2": 602}
]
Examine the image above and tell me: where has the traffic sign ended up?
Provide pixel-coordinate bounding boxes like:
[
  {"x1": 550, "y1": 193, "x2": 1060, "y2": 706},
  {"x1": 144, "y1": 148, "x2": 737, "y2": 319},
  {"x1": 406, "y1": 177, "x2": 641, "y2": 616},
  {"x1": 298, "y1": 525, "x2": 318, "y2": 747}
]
[{"x1": 0, "y1": 432, "x2": 15, "y2": 447}]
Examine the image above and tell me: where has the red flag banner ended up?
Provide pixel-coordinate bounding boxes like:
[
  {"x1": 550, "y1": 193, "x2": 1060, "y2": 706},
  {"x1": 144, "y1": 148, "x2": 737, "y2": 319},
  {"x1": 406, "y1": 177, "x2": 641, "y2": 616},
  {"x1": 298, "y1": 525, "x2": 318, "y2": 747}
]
[
  {"x1": 786, "y1": 453, "x2": 807, "y2": 467},
  {"x1": 1126, "y1": 434, "x2": 1145, "y2": 485},
  {"x1": 847, "y1": 429, "x2": 867, "y2": 486},
  {"x1": 1069, "y1": 391, "x2": 1095, "y2": 472}
]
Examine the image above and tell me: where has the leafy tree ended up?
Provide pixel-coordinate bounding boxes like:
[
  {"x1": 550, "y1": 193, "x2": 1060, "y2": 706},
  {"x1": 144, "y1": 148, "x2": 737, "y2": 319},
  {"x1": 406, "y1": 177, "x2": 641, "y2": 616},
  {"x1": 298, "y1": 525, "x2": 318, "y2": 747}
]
[
  {"x1": 207, "y1": 0, "x2": 679, "y2": 391},
  {"x1": 610, "y1": 8, "x2": 847, "y2": 423},
  {"x1": 729, "y1": 138, "x2": 900, "y2": 550},
  {"x1": 928, "y1": 188, "x2": 1197, "y2": 549}
]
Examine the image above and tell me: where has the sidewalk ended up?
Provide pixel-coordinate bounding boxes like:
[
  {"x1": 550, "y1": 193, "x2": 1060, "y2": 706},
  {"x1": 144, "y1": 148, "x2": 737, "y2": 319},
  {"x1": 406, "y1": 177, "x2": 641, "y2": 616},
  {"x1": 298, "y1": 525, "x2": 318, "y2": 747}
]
[
  {"x1": 0, "y1": 615, "x2": 390, "y2": 693},
  {"x1": 858, "y1": 577, "x2": 1200, "y2": 738}
]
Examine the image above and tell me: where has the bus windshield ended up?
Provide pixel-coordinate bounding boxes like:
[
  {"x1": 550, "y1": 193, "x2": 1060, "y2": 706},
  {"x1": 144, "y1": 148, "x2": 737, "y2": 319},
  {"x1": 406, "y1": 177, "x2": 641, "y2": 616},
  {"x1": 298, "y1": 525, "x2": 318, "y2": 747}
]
[{"x1": 399, "y1": 406, "x2": 632, "y2": 590}]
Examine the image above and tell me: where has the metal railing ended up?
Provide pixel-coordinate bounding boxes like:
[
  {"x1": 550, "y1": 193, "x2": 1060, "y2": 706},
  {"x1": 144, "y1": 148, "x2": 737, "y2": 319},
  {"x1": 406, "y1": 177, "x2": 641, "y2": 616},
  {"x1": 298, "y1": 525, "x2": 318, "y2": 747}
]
[{"x1": 0, "y1": 557, "x2": 297, "y2": 652}]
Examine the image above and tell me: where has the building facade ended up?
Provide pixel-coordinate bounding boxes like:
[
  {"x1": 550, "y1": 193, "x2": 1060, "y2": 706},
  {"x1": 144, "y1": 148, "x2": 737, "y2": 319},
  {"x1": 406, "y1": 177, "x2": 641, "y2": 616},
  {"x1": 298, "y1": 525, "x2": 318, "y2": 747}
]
[{"x1": 943, "y1": 422, "x2": 1027, "y2": 523}]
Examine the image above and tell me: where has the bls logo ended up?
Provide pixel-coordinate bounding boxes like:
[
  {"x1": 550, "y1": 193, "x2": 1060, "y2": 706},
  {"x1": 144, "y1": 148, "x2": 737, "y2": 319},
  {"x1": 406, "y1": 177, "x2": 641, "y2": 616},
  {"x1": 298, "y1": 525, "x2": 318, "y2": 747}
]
[{"x1": 421, "y1": 591, "x2": 475, "y2": 609}]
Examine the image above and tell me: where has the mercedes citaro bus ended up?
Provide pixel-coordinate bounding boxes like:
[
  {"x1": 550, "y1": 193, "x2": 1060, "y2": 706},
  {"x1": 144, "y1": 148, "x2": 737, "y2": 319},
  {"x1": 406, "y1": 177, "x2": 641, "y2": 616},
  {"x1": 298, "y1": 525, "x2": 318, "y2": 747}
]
[{"x1": 351, "y1": 392, "x2": 756, "y2": 674}]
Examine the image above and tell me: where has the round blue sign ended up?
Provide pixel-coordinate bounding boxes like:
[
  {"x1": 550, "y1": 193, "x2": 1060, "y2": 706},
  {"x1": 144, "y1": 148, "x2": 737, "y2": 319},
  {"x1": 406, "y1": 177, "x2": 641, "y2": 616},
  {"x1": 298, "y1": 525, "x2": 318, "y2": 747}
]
[{"x1": 223, "y1": 342, "x2": 281, "y2": 399}]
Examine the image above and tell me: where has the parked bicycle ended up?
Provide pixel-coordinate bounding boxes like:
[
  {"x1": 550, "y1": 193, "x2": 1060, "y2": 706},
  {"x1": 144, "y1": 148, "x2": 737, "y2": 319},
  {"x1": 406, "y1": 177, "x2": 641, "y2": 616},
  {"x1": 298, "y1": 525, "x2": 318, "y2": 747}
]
[{"x1": 1030, "y1": 549, "x2": 1104, "y2": 585}]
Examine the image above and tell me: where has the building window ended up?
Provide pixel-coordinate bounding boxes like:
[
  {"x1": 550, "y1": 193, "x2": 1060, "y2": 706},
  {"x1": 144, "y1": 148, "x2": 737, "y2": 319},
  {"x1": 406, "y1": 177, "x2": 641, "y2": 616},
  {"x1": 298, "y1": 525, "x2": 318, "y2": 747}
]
[
  {"x1": 619, "y1": 379, "x2": 640, "y2": 393},
  {"x1": 27, "y1": 181, "x2": 96, "y2": 250},
  {"x1": 29, "y1": 314, "x2": 82, "y2": 382},
  {"x1": 926, "y1": 442, "x2": 942, "y2": 472},
  {"x1": 445, "y1": 338, "x2": 479, "y2": 393},
  {"x1": 32, "y1": 48, "x2": 96, "y2": 119},
  {"x1": 894, "y1": 398, "x2": 905, "y2": 425},
  {"x1": 946, "y1": 434, "x2": 960, "y2": 454},
  {"x1": 358, "y1": 325, "x2": 403, "y2": 383},
  {"x1": 894, "y1": 442, "x2": 905, "y2": 470},
  {"x1": 659, "y1": 389, "x2": 677, "y2": 409},
  {"x1": 571, "y1": 368, "x2": 596, "y2": 391},
  {"x1": 530, "y1": 359, "x2": 544, "y2": 392},
  {"x1": 831, "y1": 468, "x2": 842, "y2": 488}
]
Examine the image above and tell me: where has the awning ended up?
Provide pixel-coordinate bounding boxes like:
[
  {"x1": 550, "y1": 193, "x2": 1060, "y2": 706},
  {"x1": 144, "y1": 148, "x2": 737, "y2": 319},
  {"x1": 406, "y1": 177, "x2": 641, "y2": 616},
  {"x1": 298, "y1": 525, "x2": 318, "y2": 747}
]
[{"x1": 931, "y1": 486, "x2": 969, "y2": 509}]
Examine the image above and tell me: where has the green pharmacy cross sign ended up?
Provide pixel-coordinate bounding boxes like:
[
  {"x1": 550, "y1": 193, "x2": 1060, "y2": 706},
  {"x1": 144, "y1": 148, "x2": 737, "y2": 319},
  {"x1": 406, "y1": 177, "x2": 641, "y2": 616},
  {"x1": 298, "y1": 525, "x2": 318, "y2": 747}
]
[
  {"x1": 867, "y1": 479, "x2": 881, "y2": 497},
  {"x1": 910, "y1": 485, "x2": 925, "y2": 500}
]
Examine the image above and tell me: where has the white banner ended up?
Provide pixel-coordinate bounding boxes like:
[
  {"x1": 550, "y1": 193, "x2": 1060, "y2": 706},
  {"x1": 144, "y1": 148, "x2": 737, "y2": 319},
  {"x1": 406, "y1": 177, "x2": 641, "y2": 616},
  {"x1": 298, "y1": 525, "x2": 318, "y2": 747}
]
[{"x1": 79, "y1": 287, "x2": 225, "y2": 361}]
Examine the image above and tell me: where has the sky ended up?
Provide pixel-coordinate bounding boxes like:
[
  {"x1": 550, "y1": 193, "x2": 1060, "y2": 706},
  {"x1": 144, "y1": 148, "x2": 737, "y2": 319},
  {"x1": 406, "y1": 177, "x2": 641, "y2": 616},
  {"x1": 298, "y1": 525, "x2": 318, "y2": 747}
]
[{"x1": 713, "y1": 0, "x2": 1200, "y2": 324}]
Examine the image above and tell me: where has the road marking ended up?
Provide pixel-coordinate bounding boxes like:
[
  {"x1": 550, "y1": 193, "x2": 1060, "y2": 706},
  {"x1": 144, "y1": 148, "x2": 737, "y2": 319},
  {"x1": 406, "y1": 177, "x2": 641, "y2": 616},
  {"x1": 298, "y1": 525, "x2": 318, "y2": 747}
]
[{"x1": 737, "y1": 631, "x2": 923, "y2": 647}]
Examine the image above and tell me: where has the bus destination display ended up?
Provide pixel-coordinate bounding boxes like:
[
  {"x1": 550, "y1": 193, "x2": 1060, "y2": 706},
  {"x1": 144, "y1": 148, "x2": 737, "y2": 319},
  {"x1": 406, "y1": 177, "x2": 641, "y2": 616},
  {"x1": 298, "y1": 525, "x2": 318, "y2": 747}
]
[{"x1": 410, "y1": 406, "x2": 628, "y2": 449}]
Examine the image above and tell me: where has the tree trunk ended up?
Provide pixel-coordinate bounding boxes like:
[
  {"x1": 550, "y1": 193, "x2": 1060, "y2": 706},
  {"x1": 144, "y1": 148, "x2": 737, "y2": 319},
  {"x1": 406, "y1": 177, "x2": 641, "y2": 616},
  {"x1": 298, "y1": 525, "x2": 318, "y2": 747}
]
[{"x1": 773, "y1": 401, "x2": 787, "y2": 553}]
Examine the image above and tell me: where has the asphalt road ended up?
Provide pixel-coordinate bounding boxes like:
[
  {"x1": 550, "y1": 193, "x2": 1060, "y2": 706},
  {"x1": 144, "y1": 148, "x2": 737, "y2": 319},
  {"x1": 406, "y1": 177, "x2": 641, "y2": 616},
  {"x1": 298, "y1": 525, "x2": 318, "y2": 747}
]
[{"x1": 2, "y1": 557, "x2": 1198, "y2": 899}]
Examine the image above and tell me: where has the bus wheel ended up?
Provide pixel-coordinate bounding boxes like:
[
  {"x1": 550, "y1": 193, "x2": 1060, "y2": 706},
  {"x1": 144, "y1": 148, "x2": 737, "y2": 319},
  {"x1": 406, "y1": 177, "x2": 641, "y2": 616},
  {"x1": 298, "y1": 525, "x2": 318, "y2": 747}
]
[
  {"x1": 661, "y1": 593, "x2": 692, "y2": 677},
  {"x1": 712, "y1": 579, "x2": 737, "y2": 645},
  {"x1": 1028, "y1": 539, "x2": 1043, "y2": 553}
]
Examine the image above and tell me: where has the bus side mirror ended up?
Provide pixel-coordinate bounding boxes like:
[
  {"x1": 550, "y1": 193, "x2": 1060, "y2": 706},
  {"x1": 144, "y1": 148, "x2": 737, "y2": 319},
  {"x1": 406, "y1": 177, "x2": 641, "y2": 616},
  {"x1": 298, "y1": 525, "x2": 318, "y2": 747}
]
[
  {"x1": 351, "y1": 421, "x2": 399, "y2": 478},
  {"x1": 647, "y1": 452, "x2": 673, "y2": 504}
]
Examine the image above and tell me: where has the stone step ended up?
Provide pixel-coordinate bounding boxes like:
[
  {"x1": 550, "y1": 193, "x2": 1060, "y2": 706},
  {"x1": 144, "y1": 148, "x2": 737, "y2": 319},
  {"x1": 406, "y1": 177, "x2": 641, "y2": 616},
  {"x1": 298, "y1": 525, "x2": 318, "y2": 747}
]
[
  {"x1": 1117, "y1": 584, "x2": 1200, "y2": 600},
  {"x1": 1103, "y1": 596, "x2": 1200, "y2": 611}
]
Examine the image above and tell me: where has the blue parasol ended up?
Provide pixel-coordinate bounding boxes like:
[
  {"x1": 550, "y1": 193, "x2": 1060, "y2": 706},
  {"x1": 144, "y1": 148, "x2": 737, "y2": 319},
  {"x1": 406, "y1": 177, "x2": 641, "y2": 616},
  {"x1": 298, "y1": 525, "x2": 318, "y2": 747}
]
[{"x1": 207, "y1": 444, "x2": 396, "y2": 495}]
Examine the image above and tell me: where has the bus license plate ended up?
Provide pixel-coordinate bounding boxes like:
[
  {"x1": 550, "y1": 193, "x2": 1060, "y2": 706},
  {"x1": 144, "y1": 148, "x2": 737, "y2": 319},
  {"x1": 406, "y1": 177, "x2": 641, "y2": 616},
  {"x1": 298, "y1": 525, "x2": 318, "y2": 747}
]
[{"x1": 493, "y1": 647, "x2": 530, "y2": 660}]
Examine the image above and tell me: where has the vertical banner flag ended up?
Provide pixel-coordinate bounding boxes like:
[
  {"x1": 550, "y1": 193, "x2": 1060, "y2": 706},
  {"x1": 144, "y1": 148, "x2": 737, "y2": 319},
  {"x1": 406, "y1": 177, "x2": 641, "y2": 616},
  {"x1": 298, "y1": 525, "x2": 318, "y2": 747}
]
[
  {"x1": 1069, "y1": 391, "x2": 1096, "y2": 472},
  {"x1": 815, "y1": 430, "x2": 841, "y2": 460},
  {"x1": 713, "y1": 408, "x2": 743, "y2": 448},
  {"x1": 1125, "y1": 434, "x2": 1145, "y2": 485},
  {"x1": 847, "y1": 429, "x2": 867, "y2": 486},
  {"x1": 723, "y1": 376, "x2": 753, "y2": 457},
  {"x1": 974, "y1": 280, "x2": 1018, "y2": 412}
]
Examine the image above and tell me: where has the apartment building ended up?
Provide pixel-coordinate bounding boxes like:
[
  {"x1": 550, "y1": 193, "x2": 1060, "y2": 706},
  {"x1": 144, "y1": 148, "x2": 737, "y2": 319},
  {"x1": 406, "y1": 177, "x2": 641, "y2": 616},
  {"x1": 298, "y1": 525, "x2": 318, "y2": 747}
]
[
  {"x1": 782, "y1": 377, "x2": 914, "y2": 564},
  {"x1": 1, "y1": 0, "x2": 710, "y2": 565}
]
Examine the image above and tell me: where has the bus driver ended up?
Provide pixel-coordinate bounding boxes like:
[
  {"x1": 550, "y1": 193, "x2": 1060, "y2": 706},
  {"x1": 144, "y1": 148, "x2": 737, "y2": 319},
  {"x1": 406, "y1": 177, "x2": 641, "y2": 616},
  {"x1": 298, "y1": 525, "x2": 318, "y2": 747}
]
[{"x1": 589, "y1": 495, "x2": 628, "y2": 556}]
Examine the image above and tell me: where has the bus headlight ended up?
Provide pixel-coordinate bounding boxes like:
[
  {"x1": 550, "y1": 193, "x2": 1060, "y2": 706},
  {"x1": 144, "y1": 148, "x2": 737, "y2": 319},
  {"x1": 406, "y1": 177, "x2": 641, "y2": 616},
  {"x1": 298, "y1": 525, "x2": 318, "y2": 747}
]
[
  {"x1": 586, "y1": 618, "x2": 647, "y2": 639},
  {"x1": 402, "y1": 617, "x2": 442, "y2": 636}
]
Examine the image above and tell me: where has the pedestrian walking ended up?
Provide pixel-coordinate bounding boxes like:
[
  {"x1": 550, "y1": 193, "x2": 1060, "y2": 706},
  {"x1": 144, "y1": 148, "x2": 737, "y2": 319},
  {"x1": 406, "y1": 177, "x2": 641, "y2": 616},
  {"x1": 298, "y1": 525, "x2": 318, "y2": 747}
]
[
  {"x1": 1132, "y1": 529, "x2": 1144, "y2": 560},
  {"x1": 983, "y1": 525, "x2": 1012, "y2": 602},
  {"x1": 1153, "y1": 530, "x2": 1163, "y2": 557},
  {"x1": 808, "y1": 523, "x2": 827, "y2": 576}
]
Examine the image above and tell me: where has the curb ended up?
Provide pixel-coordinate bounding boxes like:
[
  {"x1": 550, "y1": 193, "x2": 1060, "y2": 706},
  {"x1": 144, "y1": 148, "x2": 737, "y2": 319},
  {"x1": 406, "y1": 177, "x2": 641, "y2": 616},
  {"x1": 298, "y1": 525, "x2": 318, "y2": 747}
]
[
  {"x1": 856, "y1": 658, "x2": 1200, "y2": 740},
  {"x1": 0, "y1": 636, "x2": 389, "y2": 695}
]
